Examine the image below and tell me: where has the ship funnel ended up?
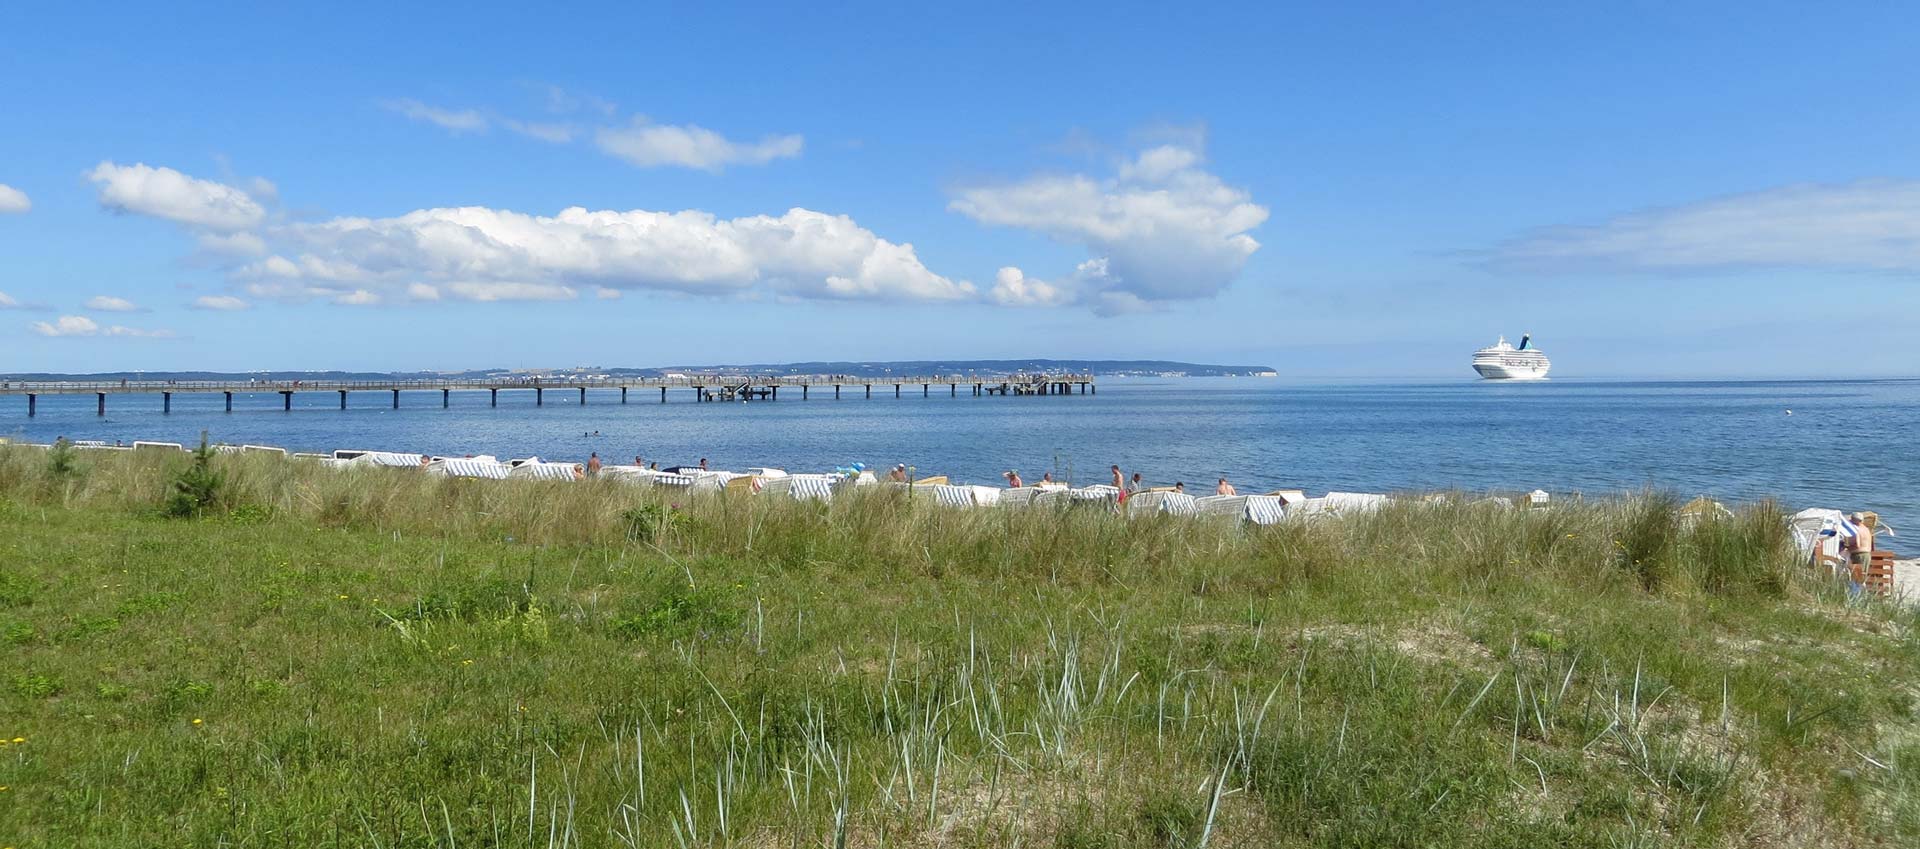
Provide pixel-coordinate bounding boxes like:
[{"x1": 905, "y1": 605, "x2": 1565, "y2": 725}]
[{"x1": 1519, "y1": 334, "x2": 1530, "y2": 351}]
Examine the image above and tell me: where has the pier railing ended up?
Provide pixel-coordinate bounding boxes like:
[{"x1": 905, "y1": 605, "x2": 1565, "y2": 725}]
[{"x1": 0, "y1": 373, "x2": 1096, "y2": 394}]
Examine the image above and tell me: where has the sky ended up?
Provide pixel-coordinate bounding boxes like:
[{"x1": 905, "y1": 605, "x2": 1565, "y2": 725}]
[{"x1": 2, "y1": 1, "x2": 1918, "y2": 378}]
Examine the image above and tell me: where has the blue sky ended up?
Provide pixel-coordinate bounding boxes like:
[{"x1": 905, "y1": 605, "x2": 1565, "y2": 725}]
[{"x1": 2, "y1": 2, "x2": 1917, "y2": 377}]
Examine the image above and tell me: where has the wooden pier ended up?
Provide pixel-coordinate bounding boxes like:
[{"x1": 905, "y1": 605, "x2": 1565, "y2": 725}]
[{"x1": 0, "y1": 373, "x2": 1096, "y2": 416}]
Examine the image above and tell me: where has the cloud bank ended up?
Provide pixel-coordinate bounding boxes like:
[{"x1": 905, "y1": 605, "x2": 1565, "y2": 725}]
[
  {"x1": 952, "y1": 143, "x2": 1268, "y2": 309},
  {"x1": 1486, "y1": 180, "x2": 1920, "y2": 273}
]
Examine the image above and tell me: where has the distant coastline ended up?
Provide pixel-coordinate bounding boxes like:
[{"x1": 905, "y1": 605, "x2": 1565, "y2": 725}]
[{"x1": 0, "y1": 358, "x2": 1280, "y2": 382}]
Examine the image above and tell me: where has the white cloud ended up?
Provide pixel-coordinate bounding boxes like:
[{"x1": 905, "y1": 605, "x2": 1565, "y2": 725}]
[
  {"x1": 0, "y1": 183, "x2": 29, "y2": 214},
  {"x1": 196, "y1": 231, "x2": 269, "y2": 256},
  {"x1": 84, "y1": 295, "x2": 144, "y2": 312},
  {"x1": 190, "y1": 295, "x2": 250, "y2": 311},
  {"x1": 237, "y1": 204, "x2": 974, "y2": 304},
  {"x1": 506, "y1": 120, "x2": 575, "y2": 143},
  {"x1": 594, "y1": 286, "x2": 622, "y2": 300},
  {"x1": 0, "y1": 291, "x2": 18, "y2": 308},
  {"x1": 333, "y1": 290, "x2": 382, "y2": 306},
  {"x1": 88, "y1": 162, "x2": 265, "y2": 232},
  {"x1": 950, "y1": 143, "x2": 1267, "y2": 305},
  {"x1": 595, "y1": 121, "x2": 803, "y2": 172},
  {"x1": 382, "y1": 98, "x2": 488, "y2": 133},
  {"x1": 30, "y1": 314, "x2": 174, "y2": 338},
  {"x1": 1486, "y1": 180, "x2": 1920, "y2": 272},
  {"x1": 987, "y1": 266, "x2": 1072, "y2": 307}
]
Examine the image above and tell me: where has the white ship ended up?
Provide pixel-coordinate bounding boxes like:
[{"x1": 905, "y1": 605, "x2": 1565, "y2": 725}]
[{"x1": 1472, "y1": 334, "x2": 1550, "y2": 380}]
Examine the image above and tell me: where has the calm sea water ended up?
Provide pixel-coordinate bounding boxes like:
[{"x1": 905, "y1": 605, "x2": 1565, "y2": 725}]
[{"x1": 5, "y1": 378, "x2": 1914, "y2": 526}]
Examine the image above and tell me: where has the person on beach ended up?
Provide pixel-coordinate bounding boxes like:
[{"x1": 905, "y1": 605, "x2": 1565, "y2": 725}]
[
  {"x1": 586, "y1": 453, "x2": 602, "y2": 476},
  {"x1": 1040, "y1": 472, "x2": 1055, "y2": 486},
  {"x1": 698, "y1": 458, "x2": 708, "y2": 471},
  {"x1": 1848, "y1": 512, "x2": 1877, "y2": 590},
  {"x1": 1173, "y1": 481, "x2": 1185, "y2": 494},
  {"x1": 889, "y1": 464, "x2": 908, "y2": 483},
  {"x1": 1216, "y1": 478, "x2": 1237, "y2": 496},
  {"x1": 1129, "y1": 473, "x2": 1144, "y2": 494},
  {"x1": 1110, "y1": 465, "x2": 1124, "y2": 489},
  {"x1": 633, "y1": 455, "x2": 643, "y2": 467},
  {"x1": 1004, "y1": 470, "x2": 1023, "y2": 488}
]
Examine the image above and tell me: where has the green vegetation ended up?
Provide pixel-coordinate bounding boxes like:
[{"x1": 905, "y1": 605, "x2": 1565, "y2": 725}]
[{"x1": 0, "y1": 445, "x2": 1915, "y2": 847}]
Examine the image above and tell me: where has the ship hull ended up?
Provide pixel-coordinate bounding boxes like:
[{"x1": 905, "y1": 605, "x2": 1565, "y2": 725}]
[{"x1": 1473, "y1": 361, "x2": 1550, "y2": 380}]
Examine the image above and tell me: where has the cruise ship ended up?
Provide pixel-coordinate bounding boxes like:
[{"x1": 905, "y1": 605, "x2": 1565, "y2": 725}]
[{"x1": 1472, "y1": 334, "x2": 1550, "y2": 380}]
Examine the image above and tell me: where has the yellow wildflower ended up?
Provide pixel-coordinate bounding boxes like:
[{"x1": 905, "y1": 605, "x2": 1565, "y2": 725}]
[
  {"x1": 191, "y1": 718, "x2": 203, "y2": 726},
  {"x1": 9, "y1": 737, "x2": 20, "y2": 744},
  {"x1": 462, "y1": 659, "x2": 474, "y2": 666}
]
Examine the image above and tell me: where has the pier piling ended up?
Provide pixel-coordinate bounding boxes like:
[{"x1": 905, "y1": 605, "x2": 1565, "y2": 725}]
[
  {"x1": 621, "y1": 387, "x2": 627, "y2": 404},
  {"x1": 97, "y1": 392, "x2": 105, "y2": 417},
  {"x1": 26, "y1": 394, "x2": 34, "y2": 417},
  {"x1": 579, "y1": 387, "x2": 586, "y2": 405},
  {"x1": 835, "y1": 384, "x2": 841, "y2": 399},
  {"x1": 280, "y1": 391, "x2": 292, "y2": 411},
  {"x1": 490, "y1": 388, "x2": 497, "y2": 407},
  {"x1": 442, "y1": 389, "x2": 449, "y2": 408},
  {"x1": 866, "y1": 384, "x2": 872, "y2": 399},
  {"x1": 162, "y1": 392, "x2": 171, "y2": 414},
  {"x1": 895, "y1": 384, "x2": 900, "y2": 398},
  {"x1": 224, "y1": 391, "x2": 232, "y2": 412},
  {"x1": 392, "y1": 389, "x2": 399, "y2": 409},
  {"x1": 339, "y1": 390, "x2": 347, "y2": 410},
  {"x1": 660, "y1": 386, "x2": 667, "y2": 403},
  {"x1": 536, "y1": 387, "x2": 543, "y2": 406}
]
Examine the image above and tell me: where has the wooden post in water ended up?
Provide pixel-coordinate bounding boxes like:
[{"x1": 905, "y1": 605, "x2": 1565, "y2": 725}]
[
  {"x1": 866, "y1": 384, "x2": 872, "y2": 399},
  {"x1": 26, "y1": 394, "x2": 34, "y2": 417},
  {"x1": 163, "y1": 392, "x2": 171, "y2": 414},
  {"x1": 802, "y1": 385, "x2": 808, "y2": 400},
  {"x1": 281, "y1": 391, "x2": 292, "y2": 411},
  {"x1": 97, "y1": 392, "x2": 105, "y2": 417},
  {"x1": 835, "y1": 384, "x2": 841, "y2": 399},
  {"x1": 922, "y1": 383, "x2": 928, "y2": 397},
  {"x1": 490, "y1": 388, "x2": 498, "y2": 407},
  {"x1": 442, "y1": 389, "x2": 450, "y2": 408},
  {"x1": 772, "y1": 386, "x2": 779, "y2": 401},
  {"x1": 621, "y1": 387, "x2": 627, "y2": 404},
  {"x1": 536, "y1": 387, "x2": 544, "y2": 406},
  {"x1": 224, "y1": 391, "x2": 232, "y2": 412},
  {"x1": 660, "y1": 386, "x2": 667, "y2": 403},
  {"x1": 579, "y1": 387, "x2": 586, "y2": 405},
  {"x1": 894, "y1": 384, "x2": 900, "y2": 398},
  {"x1": 392, "y1": 389, "x2": 400, "y2": 409}
]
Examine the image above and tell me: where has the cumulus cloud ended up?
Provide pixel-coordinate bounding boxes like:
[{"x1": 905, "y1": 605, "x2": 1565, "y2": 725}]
[
  {"x1": 0, "y1": 291, "x2": 18, "y2": 308},
  {"x1": 84, "y1": 295, "x2": 144, "y2": 312},
  {"x1": 30, "y1": 315, "x2": 175, "y2": 338},
  {"x1": 89, "y1": 162, "x2": 265, "y2": 232},
  {"x1": 382, "y1": 98, "x2": 488, "y2": 133},
  {"x1": 235, "y1": 205, "x2": 974, "y2": 305},
  {"x1": 595, "y1": 121, "x2": 803, "y2": 172},
  {"x1": 950, "y1": 143, "x2": 1267, "y2": 306},
  {"x1": 0, "y1": 183, "x2": 29, "y2": 214},
  {"x1": 190, "y1": 295, "x2": 250, "y2": 311},
  {"x1": 1485, "y1": 180, "x2": 1920, "y2": 273}
]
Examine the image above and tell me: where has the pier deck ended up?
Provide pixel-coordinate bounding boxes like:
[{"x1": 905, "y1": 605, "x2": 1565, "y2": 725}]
[{"x1": 0, "y1": 373, "x2": 1096, "y2": 416}]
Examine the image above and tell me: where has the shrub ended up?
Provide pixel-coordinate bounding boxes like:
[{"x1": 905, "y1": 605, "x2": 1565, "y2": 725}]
[{"x1": 164, "y1": 434, "x2": 227, "y2": 518}]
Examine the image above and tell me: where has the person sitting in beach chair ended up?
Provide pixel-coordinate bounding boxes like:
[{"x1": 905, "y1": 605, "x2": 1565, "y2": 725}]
[
  {"x1": 1216, "y1": 477, "x2": 1237, "y2": 496},
  {"x1": 1004, "y1": 470, "x2": 1023, "y2": 488},
  {"x1": 889, "y1": 464, "x2": 908, "y2": 483}
]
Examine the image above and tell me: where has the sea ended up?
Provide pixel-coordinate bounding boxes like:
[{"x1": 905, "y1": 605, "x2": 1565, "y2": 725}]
[{"x1": 4, "y1": 377, "x2": 1914, "y2": 527}]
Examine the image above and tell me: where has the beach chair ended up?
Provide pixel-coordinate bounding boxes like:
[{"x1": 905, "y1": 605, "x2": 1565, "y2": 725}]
[
  {"x1": 787, "y1": 475, "x2": 836, "y2": 503},
  {"x1": 1127, "y1": 491, "x2": 1198, "y2": 518},
  {"x1": 931, "y1": 484, "x2": 975, "y2": 509},
  {"x1": 997, "y1": 488, "x2": 1036, "y2": 509},
  {"x1": 914, "y1": 475, "x2": 950, "y2": 486},
  {"x1": 1866, "y1": 550, "x2": 1896, "y2": 595}
]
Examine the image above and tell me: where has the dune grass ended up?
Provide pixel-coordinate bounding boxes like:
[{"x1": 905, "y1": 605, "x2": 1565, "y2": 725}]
[{"x1": 0, "y1": 445, "x2": 1915, "y2": 847}]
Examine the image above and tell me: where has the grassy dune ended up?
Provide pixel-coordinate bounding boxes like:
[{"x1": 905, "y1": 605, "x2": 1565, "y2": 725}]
[{"x1": 0, "y1": 445, "x2": 1916, "y2": 847}]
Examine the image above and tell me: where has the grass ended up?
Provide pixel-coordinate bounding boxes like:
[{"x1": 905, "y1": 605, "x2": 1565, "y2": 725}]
[{"x1": 0, "y1": 445, "x2": 1916, "y2": 847}]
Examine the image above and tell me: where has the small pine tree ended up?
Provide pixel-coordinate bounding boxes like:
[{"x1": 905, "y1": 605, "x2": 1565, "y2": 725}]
[
  {"x1": 46, "y1": 437, "x2": 79, "y2": 480},
  {"x1": 164, "y1": 432, "x2": 226, "y2": 518}
]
